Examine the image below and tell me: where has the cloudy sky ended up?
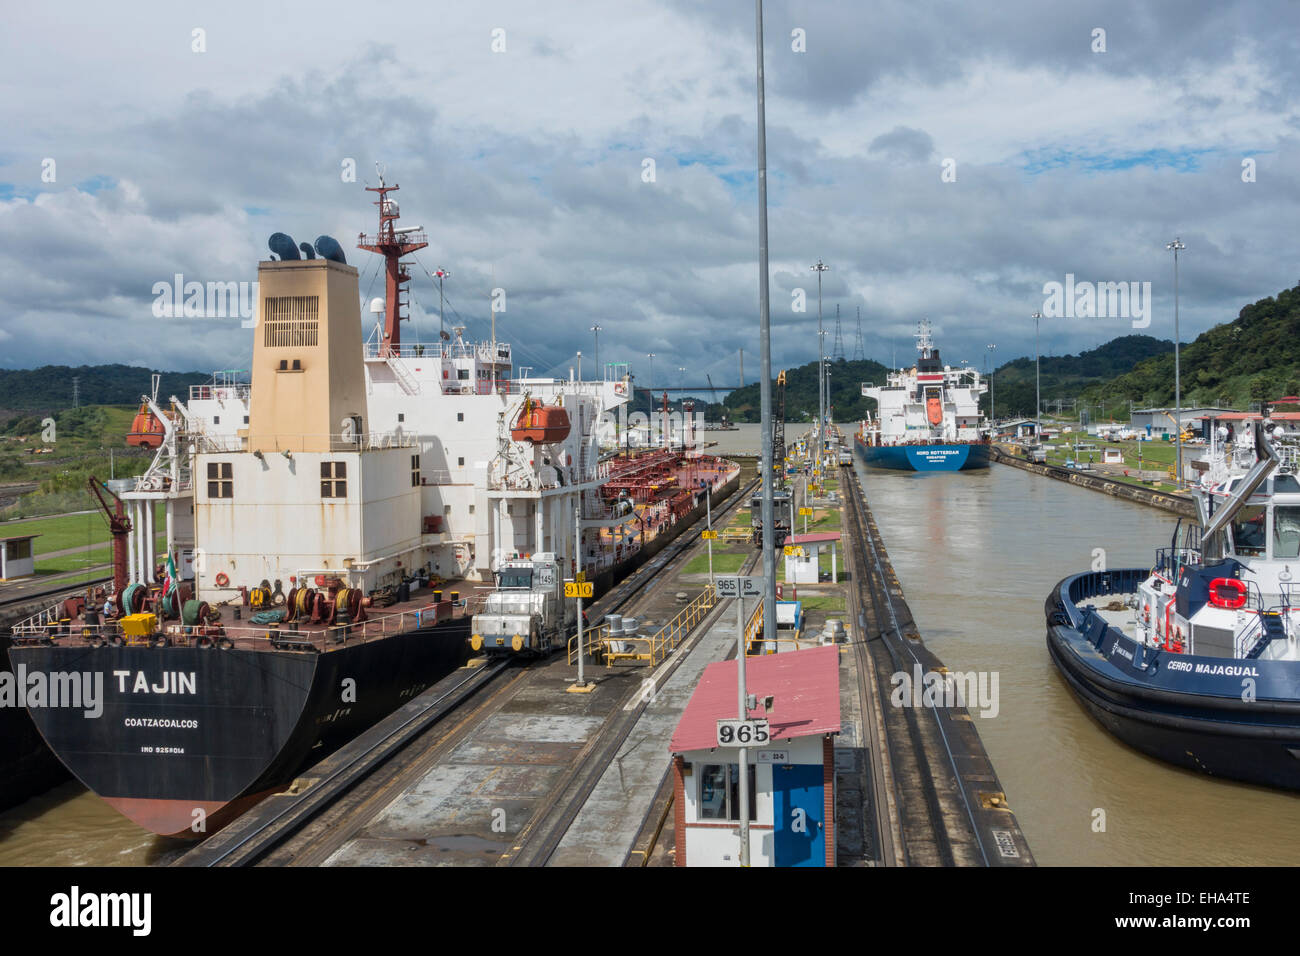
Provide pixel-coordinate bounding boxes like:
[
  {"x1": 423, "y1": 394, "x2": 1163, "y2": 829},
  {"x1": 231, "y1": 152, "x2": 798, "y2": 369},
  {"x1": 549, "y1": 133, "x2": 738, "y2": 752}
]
[{"x1": 2, "y1": 0, "x2": 1297, "y2": 391}]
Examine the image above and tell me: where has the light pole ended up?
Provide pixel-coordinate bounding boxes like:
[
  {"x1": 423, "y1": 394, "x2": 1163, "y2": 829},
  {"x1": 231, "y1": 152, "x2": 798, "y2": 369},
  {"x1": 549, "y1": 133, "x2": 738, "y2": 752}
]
[
  {"x1": 751, "y1": 0, "x2": 777, "y2": 869},
  {"x1": 574, "y1": 501, "x2": 586, "y2": 690},
  {"x1": 824, "y1": 366, "x2": 832, "y2": 457},
  {"x1": 435, "y1": 268, "x2": 451, "y2": 339},
  {"x1": 1167, "y1": 237, "x2": 1186, "y2": 487},
  {"x1": 577, "y1": 350, "x2": 582, "y2": 383},
  {"x1": 590, "y1": 325, "x2": 603, "y2": 380},
  {"x1": 812, "y1": 259, "x2": 830, "y2": 455},
  {"x1": 701, "y1": 478, "x2": 714, "y2": 590},
  {"x1": 986, "y1": 344, "x2": 996, "y2": 423},
  {"x1": 1032, "y1": 311, "x2": 1043, "y2": 441}
]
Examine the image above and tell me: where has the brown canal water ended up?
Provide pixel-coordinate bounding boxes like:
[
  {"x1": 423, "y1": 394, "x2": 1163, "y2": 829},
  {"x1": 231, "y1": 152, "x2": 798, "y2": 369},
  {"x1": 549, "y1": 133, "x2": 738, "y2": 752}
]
[
  {"x1": 4, "y1": 425, "x2": 1294, "y2": 866},
  {"x1": 853, "y1": 457, "x2": 1300, "y2": 866},
  {"x1": 0, "y1": 780, "x2": 188, "y2": 866}
]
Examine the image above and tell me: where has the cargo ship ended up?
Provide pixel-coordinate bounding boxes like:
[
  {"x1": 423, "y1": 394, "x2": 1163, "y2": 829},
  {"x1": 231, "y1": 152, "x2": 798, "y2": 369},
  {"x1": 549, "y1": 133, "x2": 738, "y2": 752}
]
[
  {"x1": 8, "y1": 175, "x2": 738, "y2": 836},
  {"x1": 856, "y1": 321, "x2": 989, "y2": 471},
  {"x1": 1045, "y1": 418, "x2": 1300, "y2": 790}
]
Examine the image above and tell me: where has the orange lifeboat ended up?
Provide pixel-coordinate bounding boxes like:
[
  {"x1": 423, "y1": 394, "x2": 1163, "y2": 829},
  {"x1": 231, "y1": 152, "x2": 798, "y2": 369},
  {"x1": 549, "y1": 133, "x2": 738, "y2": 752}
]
[
  {"x1": 511, "y1": 397, "x2": 571, "y2": 444},
  {"x1": 926, "y1": 395, "x2": 943, "y2": 426},
  {"x1": 126, "y1": 402, "x2": 165, "y2": 449}
]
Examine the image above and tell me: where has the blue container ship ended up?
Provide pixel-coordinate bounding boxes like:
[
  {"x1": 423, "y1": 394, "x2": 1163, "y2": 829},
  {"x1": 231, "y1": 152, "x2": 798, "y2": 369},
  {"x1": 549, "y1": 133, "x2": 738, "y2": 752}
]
[{"x1": 856, "y1": 322, "x2": 990, "y2": 472}]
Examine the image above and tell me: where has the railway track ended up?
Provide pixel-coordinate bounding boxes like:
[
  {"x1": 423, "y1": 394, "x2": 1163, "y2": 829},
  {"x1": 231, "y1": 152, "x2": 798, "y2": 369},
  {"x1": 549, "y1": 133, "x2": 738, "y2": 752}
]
[
  {"x1": 184, "y1": 475, "x2": 760, "y2": 867},
  {"x1": 506, "y1": 548, "x2": 761, "y2": 867},
  {"x1": 840, "y1": 461, "x2": 1029, "y2": 866}
]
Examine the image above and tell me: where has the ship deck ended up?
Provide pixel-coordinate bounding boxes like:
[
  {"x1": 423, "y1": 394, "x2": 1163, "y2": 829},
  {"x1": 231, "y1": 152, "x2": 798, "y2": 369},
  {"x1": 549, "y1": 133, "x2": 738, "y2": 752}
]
[{"x1": 9, "y1": 577, "x2": 482, "y2": 655}]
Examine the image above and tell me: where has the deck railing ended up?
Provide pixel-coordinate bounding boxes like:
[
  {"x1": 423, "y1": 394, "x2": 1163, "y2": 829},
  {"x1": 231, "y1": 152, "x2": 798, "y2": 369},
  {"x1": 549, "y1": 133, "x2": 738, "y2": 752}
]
[{"x1": 10, "y1": 600, "x2": 467, "y2": 653}]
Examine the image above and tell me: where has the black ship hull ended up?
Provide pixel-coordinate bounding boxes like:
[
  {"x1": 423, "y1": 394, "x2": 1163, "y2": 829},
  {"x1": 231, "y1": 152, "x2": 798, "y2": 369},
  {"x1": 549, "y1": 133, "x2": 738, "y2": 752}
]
[
  {"x1": 10, "y1": 617, "x2": 470, "y2": 837},
  {"x1": 1, "y1": 632, "x2": 70, "y2": 813},
  {"x1": 1046, "y1": 569, "x2": 1300, "y2": 791}
]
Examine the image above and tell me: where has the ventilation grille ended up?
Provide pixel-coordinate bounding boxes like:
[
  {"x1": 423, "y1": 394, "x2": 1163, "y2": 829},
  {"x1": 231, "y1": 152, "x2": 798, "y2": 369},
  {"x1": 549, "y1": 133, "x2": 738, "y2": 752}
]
[{"x1": 263, "y1": 295, "x2": 320, "y2": 348}]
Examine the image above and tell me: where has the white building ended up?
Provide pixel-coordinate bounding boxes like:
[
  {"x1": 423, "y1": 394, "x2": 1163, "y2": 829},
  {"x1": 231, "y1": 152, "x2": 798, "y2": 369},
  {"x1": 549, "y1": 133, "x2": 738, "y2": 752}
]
[{"x1": 669, "y1": 645, "x2": 841, "y2": 867}]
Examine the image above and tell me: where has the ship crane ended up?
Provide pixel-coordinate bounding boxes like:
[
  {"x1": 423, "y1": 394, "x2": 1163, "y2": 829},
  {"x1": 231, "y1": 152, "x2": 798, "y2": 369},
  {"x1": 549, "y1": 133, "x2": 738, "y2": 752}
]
[{"x1": 87, "y1": 477, "x2": 131, "y2": 596}]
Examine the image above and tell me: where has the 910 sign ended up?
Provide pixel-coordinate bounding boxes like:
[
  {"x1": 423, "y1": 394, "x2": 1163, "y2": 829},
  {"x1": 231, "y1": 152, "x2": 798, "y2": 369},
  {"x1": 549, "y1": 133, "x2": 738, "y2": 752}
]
[{"x1": 716, "y1": 719, "x2": 770, "y2": 747}]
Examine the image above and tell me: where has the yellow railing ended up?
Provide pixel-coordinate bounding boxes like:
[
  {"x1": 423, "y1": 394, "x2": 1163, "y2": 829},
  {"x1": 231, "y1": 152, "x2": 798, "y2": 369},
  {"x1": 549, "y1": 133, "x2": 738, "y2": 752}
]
[
  {"x1": 569, "y1": 589, "x2": 721, "y2": 668},
  {"x1": 567, "y1": 622, "x2": 611, "y2": 665},
  {"x1": 744, "y1": 600, "x2": 763, "y2": 650},
  {"x1": 644, "y1": 589, "x2": 718, "y2": 664}
]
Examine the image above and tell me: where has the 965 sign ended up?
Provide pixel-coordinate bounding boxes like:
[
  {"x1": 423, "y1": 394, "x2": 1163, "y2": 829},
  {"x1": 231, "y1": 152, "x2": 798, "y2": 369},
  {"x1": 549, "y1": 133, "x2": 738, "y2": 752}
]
[{"x1": 716, "y1": 719, "x2": 770, "y2": 747}]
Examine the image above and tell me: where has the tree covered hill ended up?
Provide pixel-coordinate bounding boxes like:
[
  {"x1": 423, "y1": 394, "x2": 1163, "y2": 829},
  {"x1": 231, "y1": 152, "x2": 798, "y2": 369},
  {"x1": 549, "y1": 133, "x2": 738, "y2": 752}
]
[
  {"x1": 0, "y1": 365, "x2": 212, "y2": 415},
  {"x1": 989, "y1": 334, "x2": 1175, "y2": 419},
  {"x1": 1078, "y1": 282, "x2": 1300, "y2": 413}
]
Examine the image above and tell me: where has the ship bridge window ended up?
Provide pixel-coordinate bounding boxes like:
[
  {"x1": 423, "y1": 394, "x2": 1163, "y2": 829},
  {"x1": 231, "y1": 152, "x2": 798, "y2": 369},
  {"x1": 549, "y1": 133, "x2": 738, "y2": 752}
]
[
  {"x1": 411, "y1": 454, "x2": 420, "y2": 487},
  {"x1": 1275, "y1": 475, "x2": 1300, "y2": 493},
  {"x1": 1274, "y1": 507, "x2": 1300, "y2": 559},
  {"x1": 207, "y1": 461, "x2": 232, "y2": 499},
  {"x1": 1230, "y1": 504, "x2": 1267, "y2": 557},
  {"x1": 458, "y1": 369, "x2": 470, "y2": 381},
  {"x1": 321, "y1": 461, "x2": 347, "y2": 498}
]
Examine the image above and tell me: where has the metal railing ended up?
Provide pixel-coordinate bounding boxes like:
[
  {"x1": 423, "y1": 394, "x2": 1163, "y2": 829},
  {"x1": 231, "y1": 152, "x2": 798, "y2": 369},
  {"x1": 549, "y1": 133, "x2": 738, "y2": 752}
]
[
  {"x1": 193, "y1": 429, "x2": 419, "y2": 454},
  {"x1": 11, "y1": 600, "x2": 466, "y2": 653},
  {"x1": 645, "y1": 589, "x2": 717, "y2": 664},
  {"x1": 567, "y1": 588, "x2": 719, "y2": 667}
]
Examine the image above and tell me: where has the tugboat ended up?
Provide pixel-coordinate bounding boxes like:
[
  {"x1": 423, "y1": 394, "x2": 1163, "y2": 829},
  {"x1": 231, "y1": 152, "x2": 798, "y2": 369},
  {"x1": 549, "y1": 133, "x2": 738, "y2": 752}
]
[
  {"x1": 1046, "y1": 416, "x2": 1300, "y2": 790},
  {"x1": 856, "y1": 321, "x2": 989, "y2": 471}
]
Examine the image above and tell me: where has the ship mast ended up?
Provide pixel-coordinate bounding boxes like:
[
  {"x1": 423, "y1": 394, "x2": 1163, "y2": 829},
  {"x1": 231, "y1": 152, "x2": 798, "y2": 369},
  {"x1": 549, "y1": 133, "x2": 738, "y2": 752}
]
[{"x1": 357, "y1": 169, "x2": 428, "y2": 357}]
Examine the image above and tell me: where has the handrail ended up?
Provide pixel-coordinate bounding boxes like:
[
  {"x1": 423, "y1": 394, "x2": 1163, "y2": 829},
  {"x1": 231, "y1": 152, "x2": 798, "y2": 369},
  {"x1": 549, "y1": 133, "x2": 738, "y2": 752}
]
[{"x1": 12, "y1": 600, "x2": 465, "y2": 653}]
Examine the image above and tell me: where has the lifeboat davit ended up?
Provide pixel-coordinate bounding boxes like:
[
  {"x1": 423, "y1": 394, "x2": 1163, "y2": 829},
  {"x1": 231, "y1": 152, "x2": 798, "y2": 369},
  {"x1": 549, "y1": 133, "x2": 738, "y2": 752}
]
[
  {"x1": 126, "y1": 402, "x2": 165, "y2": 449},
  {"x1": 511, "y1": 397, "x2": 571, "y2": 444}
]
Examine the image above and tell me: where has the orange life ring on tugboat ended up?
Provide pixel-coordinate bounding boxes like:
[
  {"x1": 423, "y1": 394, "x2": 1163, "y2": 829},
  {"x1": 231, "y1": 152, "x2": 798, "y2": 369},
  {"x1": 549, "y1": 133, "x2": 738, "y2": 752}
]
[
  {"x1": 214, "y1": 572, "x2": 229, "y2": 587},
  {"x1": 614, "y1": 382, "x2": 627, "y2": 397},
  {"x1": 315, "y1": 575, "x2": 326, "y2": 587}
]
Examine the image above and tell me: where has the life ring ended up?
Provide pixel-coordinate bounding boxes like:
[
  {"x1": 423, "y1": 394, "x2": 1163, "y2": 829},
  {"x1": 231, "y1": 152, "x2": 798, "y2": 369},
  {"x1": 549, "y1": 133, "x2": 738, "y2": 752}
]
[
  {"x1": 315, "y1": 575, "x2": 326, "y2": 587},
  {"x1": 214, "y1": 572, "x2": 230, "y2": 588},
  {"x1": 614, "y1": 383, "x2": 627, "y2": 396}
]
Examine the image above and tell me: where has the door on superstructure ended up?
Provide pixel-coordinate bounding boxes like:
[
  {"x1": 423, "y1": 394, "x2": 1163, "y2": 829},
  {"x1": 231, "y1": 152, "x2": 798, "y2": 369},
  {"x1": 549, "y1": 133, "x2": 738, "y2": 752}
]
[{"x1": 773, "y1": 762, "x2": 825, "y2": 867}]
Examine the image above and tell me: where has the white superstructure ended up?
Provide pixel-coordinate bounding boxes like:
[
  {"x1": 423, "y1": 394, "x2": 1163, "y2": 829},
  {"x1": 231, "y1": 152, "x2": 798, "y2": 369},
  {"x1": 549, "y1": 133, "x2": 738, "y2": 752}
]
[
  {"x1": 117, "y1": 235, "x2": 630, "y2": 603},
  {"x1": 859, "y1": 322, "x2": 986, "y2": 446}
]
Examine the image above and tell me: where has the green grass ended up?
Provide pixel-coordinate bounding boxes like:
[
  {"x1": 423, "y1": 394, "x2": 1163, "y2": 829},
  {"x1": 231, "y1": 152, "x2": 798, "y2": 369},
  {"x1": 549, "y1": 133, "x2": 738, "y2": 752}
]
[
  {"x1": 1042, "y1": 437, "x2": 1188, "y2": 494},
  {"x1": 797, "y1": 596, "x2": 846, "y2": 612},
  {"x1": 33, "y1": 536, "x2": 166, "y2": 573},
  {"x1": 0, "y1": 503, "x2": 165, "y2": 554},
  {"x1": 683, "y1": 550, "x2": 748, "y2": 575}
]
